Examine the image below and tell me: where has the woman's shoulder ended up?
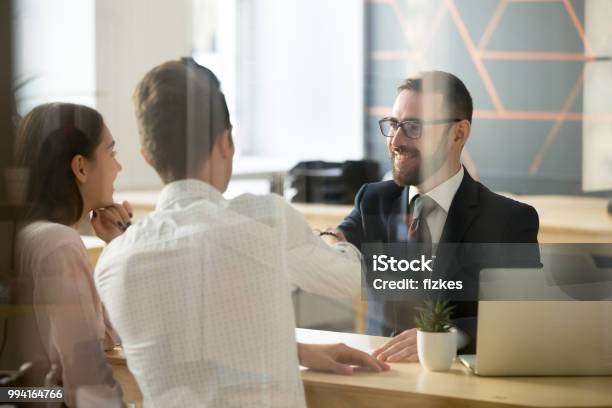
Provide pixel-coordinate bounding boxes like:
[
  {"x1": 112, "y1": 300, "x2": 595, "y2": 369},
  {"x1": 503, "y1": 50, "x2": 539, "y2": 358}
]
[{"x1": 18, "y1": 221, "x2": 85, "y2": 256}]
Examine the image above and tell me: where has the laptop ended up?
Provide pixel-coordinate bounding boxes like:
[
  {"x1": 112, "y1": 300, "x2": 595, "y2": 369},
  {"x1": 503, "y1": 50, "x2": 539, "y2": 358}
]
[{"x1": 459, "y1": 260, "x2": 612, "y2": 376}]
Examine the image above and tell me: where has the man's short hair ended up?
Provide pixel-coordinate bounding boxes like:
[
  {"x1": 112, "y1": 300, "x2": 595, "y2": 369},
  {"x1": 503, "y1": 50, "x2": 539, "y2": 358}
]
[
  {"x1": 133, "y1": 57, "x2": 232, "y2": 183},
  {"x1": 398, "y1": 71, "x2": 473, "y2": 123}
]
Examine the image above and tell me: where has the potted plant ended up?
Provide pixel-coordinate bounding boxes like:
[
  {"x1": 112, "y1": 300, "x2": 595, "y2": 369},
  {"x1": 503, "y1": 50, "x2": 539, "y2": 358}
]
[{"x1": 415, "y1": 300, "x2": 457, "y2": 372}]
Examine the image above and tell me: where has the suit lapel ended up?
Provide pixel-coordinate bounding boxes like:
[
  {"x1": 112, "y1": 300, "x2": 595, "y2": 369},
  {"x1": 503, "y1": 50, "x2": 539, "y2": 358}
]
[
  {"x1": 440, "y1": 167, "x2": 480, "y2": 243},
  {"x1": 436, "y1": 168, "x2": 480, "y2": 278},
  {"x1": 386, "y1": 186, "x2": 408, "y2": 242}
]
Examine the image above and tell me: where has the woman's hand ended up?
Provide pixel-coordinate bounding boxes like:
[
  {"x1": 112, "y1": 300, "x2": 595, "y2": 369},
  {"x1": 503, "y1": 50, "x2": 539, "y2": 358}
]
[{"x1": 91, "y1": 201, "x2": 133, "y2": 244}]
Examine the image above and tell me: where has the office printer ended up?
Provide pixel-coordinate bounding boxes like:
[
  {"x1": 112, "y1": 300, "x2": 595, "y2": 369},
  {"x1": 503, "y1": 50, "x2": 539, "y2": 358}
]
[{"x1": 287, "y1": 160, "x2": 379, "y2": 205}]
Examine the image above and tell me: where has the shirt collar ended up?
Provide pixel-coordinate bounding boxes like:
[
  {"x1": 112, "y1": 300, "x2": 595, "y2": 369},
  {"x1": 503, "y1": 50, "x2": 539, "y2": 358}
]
[
  {"x1": 408, "y1": 166, "x2": 464, "y2": 214},
  {"x1": 156, "y1": 179, "x2": 225, "y2": 211}
]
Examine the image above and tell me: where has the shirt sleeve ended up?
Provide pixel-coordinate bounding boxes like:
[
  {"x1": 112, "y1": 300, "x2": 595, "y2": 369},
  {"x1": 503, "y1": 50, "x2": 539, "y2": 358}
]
[
  {"x1": 276, "y1": 197, "x2": 363, "y2": 298},
  {"x1": 33, "y1": 242, "x2": 122, "y2": 407}
]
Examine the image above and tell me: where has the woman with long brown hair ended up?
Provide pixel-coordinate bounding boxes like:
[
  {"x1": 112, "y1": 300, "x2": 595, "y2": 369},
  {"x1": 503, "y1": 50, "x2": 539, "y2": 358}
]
[{"x1": 13, "y1": 102, "x2": 131, "y2": 406}]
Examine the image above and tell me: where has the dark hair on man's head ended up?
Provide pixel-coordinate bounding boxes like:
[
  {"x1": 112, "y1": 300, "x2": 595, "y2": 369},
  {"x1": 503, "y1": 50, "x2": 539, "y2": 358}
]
[
  {"x1": 398, "y1": 71, "x2": 473, "y2": 123},
  {"x1": 133, "y1": 57, "x2": 232, "y2": 183},
  {"x1": 15, "y1": 103, "x2": 105, "y2": 225}
]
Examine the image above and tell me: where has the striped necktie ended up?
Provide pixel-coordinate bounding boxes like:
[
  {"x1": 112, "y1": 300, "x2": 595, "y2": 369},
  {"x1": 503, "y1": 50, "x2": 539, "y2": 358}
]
[{"x1": 406, "y1": 194, "x2": 438, "y2": 245}]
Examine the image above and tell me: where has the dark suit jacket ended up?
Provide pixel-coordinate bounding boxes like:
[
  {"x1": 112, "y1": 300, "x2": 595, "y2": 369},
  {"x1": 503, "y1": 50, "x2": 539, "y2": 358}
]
[{"x1": 338, "y1": 167, "x2": 540, "y2": 352}]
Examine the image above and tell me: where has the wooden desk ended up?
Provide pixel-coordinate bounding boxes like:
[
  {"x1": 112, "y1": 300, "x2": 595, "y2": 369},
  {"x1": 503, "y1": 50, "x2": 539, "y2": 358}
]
[
  {"x1": 82, "y1": 235, "x2": 105, "y2": 266},
  {"x1": 298, "y1": 329, "x2": 612, "y2": 408},
  {"x1": 106, "y1": 328, "x2": 612, "y2": 408},
  {"x1": 291, "y1": 203, "x2": 353, "y2": 231},
  {"x1": 512, "y1": 195, "x2": 612, "y2": 243}
]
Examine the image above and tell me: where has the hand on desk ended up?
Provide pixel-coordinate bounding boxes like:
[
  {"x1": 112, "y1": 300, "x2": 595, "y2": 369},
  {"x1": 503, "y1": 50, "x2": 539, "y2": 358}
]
[
  {"x1": 372, "y1": 328, "x2": 418, "y2": 363},
  {"x1": 298, "y1": 342, "x2": 390, "y2": 375}
]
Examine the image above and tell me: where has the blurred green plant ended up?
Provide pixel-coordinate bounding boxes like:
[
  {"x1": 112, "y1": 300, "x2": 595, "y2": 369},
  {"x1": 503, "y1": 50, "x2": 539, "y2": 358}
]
[{"x1": 414, "y1": 299, "x2": 455, "y2": 333}]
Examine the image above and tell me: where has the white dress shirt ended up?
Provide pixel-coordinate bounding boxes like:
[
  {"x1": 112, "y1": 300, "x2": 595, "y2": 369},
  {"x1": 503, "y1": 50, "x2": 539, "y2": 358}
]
[
  {"x1": 409, "y1": 166, "x2": 470, "y2": 348},
  {"x1": 94, "y1": 179, "x2": 362, "y2": 408},
  {"x1": 408, "y1": 166, "x2": 464, "y2": 243}
]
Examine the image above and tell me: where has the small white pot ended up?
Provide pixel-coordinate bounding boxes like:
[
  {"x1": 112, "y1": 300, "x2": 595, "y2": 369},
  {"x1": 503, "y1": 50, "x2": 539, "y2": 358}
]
[{"x1": 417, "y1": 329, "x2": 457, "y2": 372}]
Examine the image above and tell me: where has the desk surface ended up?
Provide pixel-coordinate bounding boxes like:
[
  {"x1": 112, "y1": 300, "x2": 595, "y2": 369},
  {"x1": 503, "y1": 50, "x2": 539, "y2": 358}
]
[
  {"x1": 297, "y1": 329, "x2": 612, "y2": 408},
  {"x1": 509, "y1": 195, "x2": 612, "y2": 242},
  {"x1": 107, "y1": 328, "x2": 612, "y2": 408}
]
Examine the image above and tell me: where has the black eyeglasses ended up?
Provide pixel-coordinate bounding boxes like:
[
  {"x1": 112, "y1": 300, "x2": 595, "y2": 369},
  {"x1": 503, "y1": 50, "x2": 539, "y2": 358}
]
[{"x1": 378, "y1": 117, "x2": 462, "y2": 139}]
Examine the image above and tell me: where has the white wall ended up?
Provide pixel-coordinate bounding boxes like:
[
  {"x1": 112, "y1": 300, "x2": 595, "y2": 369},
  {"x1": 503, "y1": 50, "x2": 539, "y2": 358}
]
[
  {"x1": 242, "y1": 0, "x2": 365, "y2": 161},
  {"x1": 95, "y1": 0, "x2": 192, "y2": 190},
  {"x1": 16, "y1": 0, "x2": 365, "y2": 190},
  {"x1": 193, "y1": 0, "x2": 239, "y2": 154},
  {"x1": 583, "y1": 0, "x2": 612, "y2": 191},
  {"x1": 13, "y1": 0, "x2": 95, "y2": 113}
]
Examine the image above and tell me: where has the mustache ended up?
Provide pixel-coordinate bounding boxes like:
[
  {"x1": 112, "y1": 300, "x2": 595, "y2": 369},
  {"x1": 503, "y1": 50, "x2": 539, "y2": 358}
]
[{"x1": 390, "y1": 146, "x2": 419, "y2": 157}]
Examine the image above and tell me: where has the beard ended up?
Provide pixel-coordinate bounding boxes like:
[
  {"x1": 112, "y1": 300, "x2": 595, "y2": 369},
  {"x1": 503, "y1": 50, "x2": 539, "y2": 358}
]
[
  {"x1": 389, "y1": 136, "x2": 450, "y2": 187},
  {"x1": 390, "y1": 146, "x2": 421, "y2": 186}
]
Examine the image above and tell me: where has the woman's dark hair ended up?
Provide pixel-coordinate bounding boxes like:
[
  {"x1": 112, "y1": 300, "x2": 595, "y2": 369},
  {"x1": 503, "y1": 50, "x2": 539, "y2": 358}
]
[{"x1": 15, "y1": 103, "x2": 105, "y2": 225}]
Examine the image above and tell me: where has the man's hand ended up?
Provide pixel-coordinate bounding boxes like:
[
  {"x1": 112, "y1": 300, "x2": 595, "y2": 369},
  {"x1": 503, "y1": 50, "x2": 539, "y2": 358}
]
[
  {"x1": 372, "y1": 328, "x2": 418, "y2": 362},
  {"x1": 91, "y1": 201, "x2": 133, "y2": 244},
  {"x1": 298, "y1": 342, "x2": 390, "y2": 375}
]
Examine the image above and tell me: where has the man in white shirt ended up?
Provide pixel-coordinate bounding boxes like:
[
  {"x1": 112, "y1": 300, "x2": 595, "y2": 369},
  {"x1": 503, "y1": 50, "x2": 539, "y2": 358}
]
[{"x1": 95, "y1": 58, "x2": 388, "y2": 407}]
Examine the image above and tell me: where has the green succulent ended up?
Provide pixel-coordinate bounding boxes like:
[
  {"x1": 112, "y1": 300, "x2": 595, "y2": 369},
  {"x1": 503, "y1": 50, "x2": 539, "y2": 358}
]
[{"x1": 414, "y1": 300, "x2": 455, "y2": 333}]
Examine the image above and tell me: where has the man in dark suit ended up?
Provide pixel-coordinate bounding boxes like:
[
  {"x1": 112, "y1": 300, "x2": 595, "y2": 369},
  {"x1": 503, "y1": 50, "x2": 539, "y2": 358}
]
[{"x1": 335, "y1": 71, "x2": 539, "y2": 361}]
